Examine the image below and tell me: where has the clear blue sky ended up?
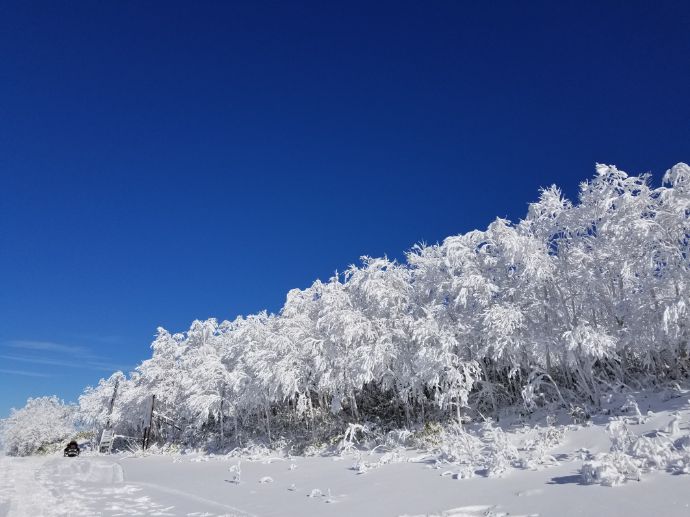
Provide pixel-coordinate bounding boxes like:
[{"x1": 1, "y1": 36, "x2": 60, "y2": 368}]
[{"x1": 1, "y1": 1, "x2": 688, "y2": 418}]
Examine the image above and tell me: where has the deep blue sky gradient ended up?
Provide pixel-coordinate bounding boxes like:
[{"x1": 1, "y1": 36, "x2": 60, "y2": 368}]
[{"x1": 1, "y1": 1, "x2": 689, "y2": 417}]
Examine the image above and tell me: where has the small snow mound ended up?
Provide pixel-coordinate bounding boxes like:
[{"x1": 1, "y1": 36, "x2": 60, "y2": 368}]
[{"x1": 259, "y1": 476, "x2": 273, "y2": 484}]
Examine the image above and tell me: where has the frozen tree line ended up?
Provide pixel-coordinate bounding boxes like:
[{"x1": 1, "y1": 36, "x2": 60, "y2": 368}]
[
  {"x1": 4, "y1": 163, "x2": 690, "y2": 454},
  {"x1": 1, "y1": 396, "x2": 76, "y2": 456}
]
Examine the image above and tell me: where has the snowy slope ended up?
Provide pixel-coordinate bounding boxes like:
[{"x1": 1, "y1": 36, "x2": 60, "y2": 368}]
[{"x1": 2, "y1": 391, "x2": 690, "y2": 517}]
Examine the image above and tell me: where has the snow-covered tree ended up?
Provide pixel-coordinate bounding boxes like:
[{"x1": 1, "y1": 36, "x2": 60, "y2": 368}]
[{"x1": 3, "y1": 396, "x2": 76, "y2": 456}]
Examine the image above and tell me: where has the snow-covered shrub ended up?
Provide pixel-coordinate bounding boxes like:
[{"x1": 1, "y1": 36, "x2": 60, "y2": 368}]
[
  {"x1": 518, "y1": 424, "x2": 564, "y2": 469},
  {"x1": 568, "y1": 404, "x2": 590, "y2": 425},
  {"x1": 606, "y1": 420, "x2": 636, "y2": 452},
  {"x1": 483, "y1": 424, "x2": 519, "y2": 477},
  {"x1": 338, "y1": 422, "x2": 376, "y2": 454},
  {"x1": 619, "y1": 396, "x2": 645, "y2": 424},
  {"x1": 384, "y1": 428, "x2": 414, "y2": 448},
  {"x1": 581, "y1": 419, "x2": 644, "y2": 486},
  {"x1": 583, "y1": 414, "x2": 690, "y2": 486},
  {"x1": 581, "y1": 451, "x2": 641, "y2": 486},
  {"x1": 521, "y1": 372, "x2": 565, "y2": 411},
  {"x1": 413, "y1": 422, "x2": 444, "y2": 449},
  {"x1": 672, "y1": 456, "x2": 690, "y2": 474},
  {"x1": 2, "y1": 396, "x2": 76, "y2": 456},
  {"x1": 539, "y1": 425, "x2": 565, "y2": 448},
  {"x1": 437, "y1": 424, "x2": 484, "y2": 468},
  {"x1": 630, "y1": 434, "x2": 676, "y2": 471}
]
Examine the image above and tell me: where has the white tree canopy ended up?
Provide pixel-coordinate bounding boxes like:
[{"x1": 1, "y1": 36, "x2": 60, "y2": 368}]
[{"x1": 11, "y1": 162, "x2": 682, "y2": 450}]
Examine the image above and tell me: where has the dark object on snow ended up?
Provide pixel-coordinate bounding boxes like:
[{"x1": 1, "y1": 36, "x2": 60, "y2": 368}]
[{"x1": 64, "y1": 440, "x2": 80, "y2": 457}]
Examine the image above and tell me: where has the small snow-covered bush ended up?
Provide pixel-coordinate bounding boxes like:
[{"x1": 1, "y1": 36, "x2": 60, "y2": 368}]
[
  {"x1": 581, "y1": 420, "x2": 643, "y2": 486},
  {"x1": 568, "y1": 404, "x2": 590, "y2": 425},
  {"x1": 606, "y1": 420, "x2": 635, "y2": 452},
  {"x1": 433, "y1": 420, "x2": 523, "y2": 477},
  {"x1": 630, "y1": 434, "x2": 676, "y2": 471},
  {"x1": 619, "y1": 396, "x2": 645, "y2": 424},
  {"x1": 385, "y1": 428, "x2": 414, "y2": 448},
  {"x1": 582, "y1": 414, "x2": 690, "y2": 486},
  {"x1": 337, "y1": 422, "x2": 377, "y2": 454},
  {"x1": 437, "y1": 424, "x2": 484, "y2": 466},
  {"x1": 581, "y1": 451, "x2": 641, "y2": 486},
  {"x1": 413, "y1": 421, "x2": 444, "y2": 449},
  {"x1": 2, "y1": 396, "x2": 76, "y2": 456},
  {"x1": 483, "y1": 424, "x2": 519, "y2": 477},
  {"x1": 670, "y1": 451, "x2": 690, "y2": 474},
  {"x1": 518, "y1": 424, "x2": 564, "y2": 469}
]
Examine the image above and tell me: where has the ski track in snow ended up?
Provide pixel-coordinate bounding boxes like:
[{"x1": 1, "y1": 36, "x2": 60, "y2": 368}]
[
  {"x1": 129, "y1": 481, "x2": 256, "y2": 517},
  {"x1": 0, "y1": 455, "x2": 252, "y2": 517}
]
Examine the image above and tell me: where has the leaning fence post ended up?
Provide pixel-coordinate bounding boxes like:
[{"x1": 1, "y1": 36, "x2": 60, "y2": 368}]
[{"x1": 142, "y1": 394, "x2": 156, "y2": 450}]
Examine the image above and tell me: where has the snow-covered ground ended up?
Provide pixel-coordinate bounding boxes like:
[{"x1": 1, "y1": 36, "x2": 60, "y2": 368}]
[{"x1": 3, "y1": 392, "x2": 690, "y2": 517}]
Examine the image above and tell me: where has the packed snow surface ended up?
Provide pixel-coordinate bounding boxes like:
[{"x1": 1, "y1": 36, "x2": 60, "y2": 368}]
[{"x1": 2, "y1": 392, "x2": 690, "y2": 517}]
